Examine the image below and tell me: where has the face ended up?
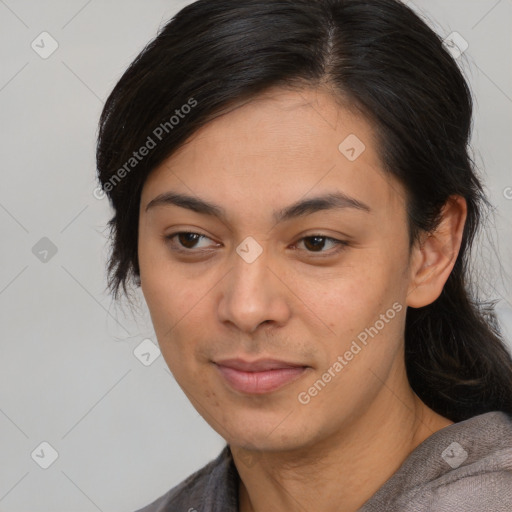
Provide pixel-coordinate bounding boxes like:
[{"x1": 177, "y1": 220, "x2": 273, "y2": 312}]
[{"x1": 138, "y1": 86, "x2": 415, "y2": 451}]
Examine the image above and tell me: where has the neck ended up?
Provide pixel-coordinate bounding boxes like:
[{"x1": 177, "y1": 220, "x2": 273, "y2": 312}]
[{"x1": 234, "y1": 367, "x2": 453, "y2": 512}]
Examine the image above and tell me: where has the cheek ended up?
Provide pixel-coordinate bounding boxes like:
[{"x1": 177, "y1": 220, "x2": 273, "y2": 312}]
[
  {"x1": 306, "y1": 261, "x2": 398, "y2": 327},
  {"x1": 142, "y1": 272, "x2": 203, "y2": 353},
  {"x1": 139, "y1": 265, "x2": 216, "y2": 382},
  {"x1": 139, "y1": 234, "x2": 195, "y2": 329},
  {"x1": 301, "y1": 255, "x2": 409, "y2": 373}
]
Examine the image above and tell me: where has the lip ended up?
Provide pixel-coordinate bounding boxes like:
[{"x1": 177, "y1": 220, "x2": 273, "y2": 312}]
[{"x1": 214, "y1": 358, "x2": 309, "y2": 394}]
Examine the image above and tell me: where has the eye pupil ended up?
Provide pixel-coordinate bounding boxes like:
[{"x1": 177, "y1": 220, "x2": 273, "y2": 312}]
[
  {"x1": 304, "y1": 236, "x2": 326, "y2": 252},
  {"x1": 179, "y1": 232, "x2": 200, "y2": 248}
]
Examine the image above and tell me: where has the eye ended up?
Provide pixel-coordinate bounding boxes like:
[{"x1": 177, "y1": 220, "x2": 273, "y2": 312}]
[
  {"x1": 165, "y1": 231, "x2": 218, "y2": 252},
  {"x1": 293, "y1": 235, "x2": 348, "y2": 255},
  {"x1": 164, "y1": 232, "x2": 348, "y2": 256}
]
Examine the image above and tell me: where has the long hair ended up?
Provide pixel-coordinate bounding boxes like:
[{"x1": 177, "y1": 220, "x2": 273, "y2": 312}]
[{"x1": 96, "y1": 0, "x2": 512, "y2": 422}]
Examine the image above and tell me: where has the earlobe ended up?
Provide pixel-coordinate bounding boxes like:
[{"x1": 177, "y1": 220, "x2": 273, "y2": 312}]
[{"x1": 406, "y1": 196, "x2": 467, "y2": 308}]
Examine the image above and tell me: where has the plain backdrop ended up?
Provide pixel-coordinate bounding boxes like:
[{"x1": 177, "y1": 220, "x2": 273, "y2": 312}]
[{"x1": 0, "y1": 1, "x2": 511, "y2": 511}]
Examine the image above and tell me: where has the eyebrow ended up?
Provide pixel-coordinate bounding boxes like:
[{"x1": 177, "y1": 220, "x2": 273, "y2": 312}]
[{"x1": 145, "y1": 190, "x2": 371, "y2": 223}]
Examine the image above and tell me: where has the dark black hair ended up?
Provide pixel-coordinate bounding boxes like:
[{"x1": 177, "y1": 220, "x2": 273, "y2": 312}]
[{"x1": 96, "y1": 0, "x2": 512, "y2": 422}]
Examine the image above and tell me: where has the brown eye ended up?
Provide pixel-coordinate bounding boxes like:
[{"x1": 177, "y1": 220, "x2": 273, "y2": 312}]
[
  {"x1": 177, "y1": 232, "x2": 202, "y2": 249},
  {"x1": 296, "y1": 235, "x2": 347, "y2": 254},
  {"x1": 303, "y1": 236, "x2": 328, "y2": 252},
  {"x1": 165, "y1": 232, "x2": 217, "y2": 252}
]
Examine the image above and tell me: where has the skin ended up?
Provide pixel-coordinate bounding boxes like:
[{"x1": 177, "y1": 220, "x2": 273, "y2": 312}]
[{"x1": 138, "y1": 86, "x2": 467, "y2": 512}]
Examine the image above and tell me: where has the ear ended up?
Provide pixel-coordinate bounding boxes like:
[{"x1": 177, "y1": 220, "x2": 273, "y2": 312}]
[{"x1": 406, "y1": 195, "x2": 467, "y2": 308}]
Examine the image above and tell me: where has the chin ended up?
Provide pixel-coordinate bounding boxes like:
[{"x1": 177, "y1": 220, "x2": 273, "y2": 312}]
[{"x1": 215, "y1": 407, "x2": 321, "y2": 453}]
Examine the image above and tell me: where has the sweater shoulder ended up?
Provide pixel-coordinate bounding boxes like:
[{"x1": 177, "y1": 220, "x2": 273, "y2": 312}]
[
  {"x1": 360, "y1": 411, "x2": 512, "y2": 512},
  {"x1": 429, "y1": 466, "x2": 512, "y2": 512},
  {"x1": 133, "y1": 445, "x2": 237, "y2": 512}
]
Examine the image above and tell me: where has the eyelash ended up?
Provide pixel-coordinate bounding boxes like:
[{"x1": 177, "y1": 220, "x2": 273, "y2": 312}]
[{"x1": 164, "y1": 231, "x2": 348, "y2": 257}]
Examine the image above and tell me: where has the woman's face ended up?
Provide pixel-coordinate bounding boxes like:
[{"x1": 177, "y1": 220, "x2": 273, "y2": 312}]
[{"x1": 138, "y1": 86, "x2": 418, "y2": 451}]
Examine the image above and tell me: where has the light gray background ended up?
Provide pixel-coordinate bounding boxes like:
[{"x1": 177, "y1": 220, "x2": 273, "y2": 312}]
[{"x1": 0, "y1": 1, "x2": 511, "y2": 511}]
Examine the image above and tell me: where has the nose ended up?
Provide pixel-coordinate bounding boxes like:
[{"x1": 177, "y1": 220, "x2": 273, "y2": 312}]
[{"x1": 217, "y1": 242, "x2": 292, "y2": 334}]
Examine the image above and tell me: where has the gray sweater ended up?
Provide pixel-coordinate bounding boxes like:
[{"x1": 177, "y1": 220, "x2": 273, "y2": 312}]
[{"x1": 135, "y1": 411, "x2": 512, "y2": 511}]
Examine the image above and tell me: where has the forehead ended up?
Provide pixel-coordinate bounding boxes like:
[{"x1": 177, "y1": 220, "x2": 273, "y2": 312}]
[{"x1": 140, "y1": 87, "x2": 406, "y2": 220}]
